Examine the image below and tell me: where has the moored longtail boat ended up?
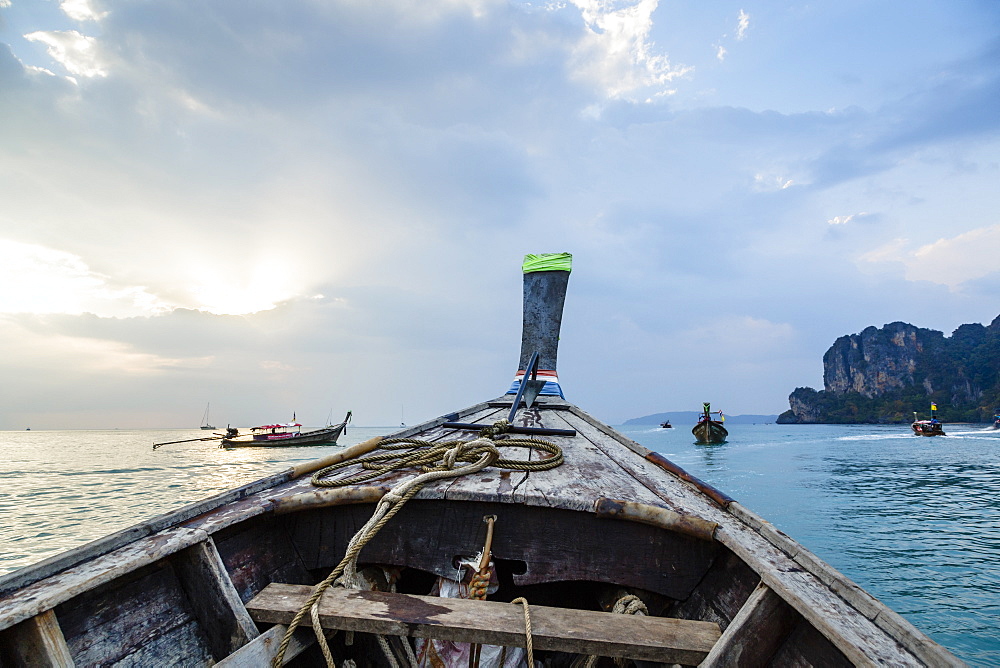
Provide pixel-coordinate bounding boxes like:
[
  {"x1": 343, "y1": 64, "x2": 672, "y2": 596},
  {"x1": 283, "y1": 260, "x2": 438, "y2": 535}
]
[
  {"x1": 0, "y1": 254, "x2": 963, "y2": 667},
  {"x1": 692, "y1": 403, "x2": 728, "y2": 444},
  {"x1": 220, "y1": 411, "x2": 352, "y2": 448}
]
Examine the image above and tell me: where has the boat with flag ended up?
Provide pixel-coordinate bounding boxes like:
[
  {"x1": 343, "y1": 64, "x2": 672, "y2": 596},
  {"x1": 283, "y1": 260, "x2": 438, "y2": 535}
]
[
  {"x1": 220, "y1": 411, "x2": 352, "y2": 448},
  {"x1": 0, "y1": 253, "x2": 961, "y2": 667},
  {"x1": 692, "y1": 403, "x2": 728, "y2": 444},
  {"x1": 911, "y1": 404, "x2": 945, "y2": 436}
]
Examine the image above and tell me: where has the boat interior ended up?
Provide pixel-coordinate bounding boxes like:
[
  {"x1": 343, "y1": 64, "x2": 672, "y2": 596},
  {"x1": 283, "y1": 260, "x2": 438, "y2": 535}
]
[{"x1": 0, "y1": 398, "x2": 958, "y2": 667}]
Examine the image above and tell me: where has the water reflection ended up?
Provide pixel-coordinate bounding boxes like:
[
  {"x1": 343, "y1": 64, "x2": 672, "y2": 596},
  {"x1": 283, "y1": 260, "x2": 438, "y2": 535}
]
[{"x1": 694, "y1": 441, "x2": 728, "y2": 469}]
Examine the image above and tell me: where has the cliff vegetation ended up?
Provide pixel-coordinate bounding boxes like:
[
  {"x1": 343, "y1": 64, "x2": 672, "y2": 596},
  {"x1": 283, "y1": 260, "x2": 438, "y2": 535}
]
[{"x1": 778, "y1": 315, "x2": 1000, "y2": 424}]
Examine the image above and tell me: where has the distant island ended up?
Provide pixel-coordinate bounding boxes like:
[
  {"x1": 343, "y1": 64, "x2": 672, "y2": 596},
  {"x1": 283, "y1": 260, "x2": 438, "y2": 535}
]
[
  {"x1": 778, "y1": 314, "x2": 1000, "y2": 424},
  {"x1": 624, "y1": 412, "x2": 778, "y2": 426}
]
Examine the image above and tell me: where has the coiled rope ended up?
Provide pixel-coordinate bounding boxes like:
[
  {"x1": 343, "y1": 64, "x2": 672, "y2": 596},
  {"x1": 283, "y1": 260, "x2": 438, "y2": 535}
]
[
  {"x1": 578, "y1": 595, "x2": 649, "y2": 668},
  {"x1": 272, "y1": 420, "x2": 563, "y2": 667}
]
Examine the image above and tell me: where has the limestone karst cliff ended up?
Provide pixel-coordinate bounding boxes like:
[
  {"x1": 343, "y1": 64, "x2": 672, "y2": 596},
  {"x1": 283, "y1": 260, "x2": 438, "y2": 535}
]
[{"x1": 778, "y1": 314, "x2": 1000, "y2": 423}]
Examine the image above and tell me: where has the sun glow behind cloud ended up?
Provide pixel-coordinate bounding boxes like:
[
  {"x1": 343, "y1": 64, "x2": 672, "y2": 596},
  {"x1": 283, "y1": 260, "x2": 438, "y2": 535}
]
[
  {"x1": 1, "y1": 0, "x2": 998, "y2": 427},
  {"x1": 0, "y1": 240, "x2": 170, "y2": 317},
  {"x1": 187, "y1": 259, "x2": 304, "y2": 316},
  {"x1": 0, "y1": 241, "x2": 304, "y2": 317}
]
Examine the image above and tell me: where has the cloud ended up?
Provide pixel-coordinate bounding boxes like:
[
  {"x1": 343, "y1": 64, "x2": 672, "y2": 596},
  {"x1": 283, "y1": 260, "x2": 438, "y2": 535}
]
[
  {"x1": 2, "y1": 1, "x2": 1000, "y2": 427},
  {"x1": 0, "y1": 240, "x2": 171, "y2": 316},
  {"x1": 60, "y1": 0, "x2": 107, "y2": 22},
  {"x1": 827, "y1": 212, "x2": 869, "y2": 225},
  {"x1": 910, "y1": 225, "x2": 1000, "y2": 288},
  {"x1": 24, "y1": 29, "x2": 107, "y2": 78},
  {"x1": 735, "y1": 9, "x2": 749, "y2": 40},
  {"x1": 569, "y1": 0, "x2": 691, "y2": 100},
  {"x1": 754, "y1": 173, "x2": 794, "y2": 191},
  {"x1": 59, "y1": 0, "x2": 108, "y2": 21},
  {"x1": 859, "y1": 226, "x2": 1000, "y2": 289}
]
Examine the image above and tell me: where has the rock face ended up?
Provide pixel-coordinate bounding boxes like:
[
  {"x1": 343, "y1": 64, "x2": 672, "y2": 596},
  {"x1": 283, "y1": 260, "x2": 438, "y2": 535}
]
[
  {"x1": 823, "y1": 323, "x2": 923, "y2": 398},
  {"x1": 778, "y1": 314, "x2": 1000, "y2": 423}
]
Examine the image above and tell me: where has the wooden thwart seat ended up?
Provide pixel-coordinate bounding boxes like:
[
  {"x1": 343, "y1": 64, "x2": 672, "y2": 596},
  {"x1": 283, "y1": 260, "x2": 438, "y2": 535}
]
[{"x1": 247, "y1": 583, "x2": 721, "y2": 665}]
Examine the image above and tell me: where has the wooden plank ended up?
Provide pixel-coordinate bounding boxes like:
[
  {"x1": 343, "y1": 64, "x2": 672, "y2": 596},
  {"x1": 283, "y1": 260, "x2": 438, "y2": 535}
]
[
  {"x1": 551, "y1": 409, "x2": 951, "y2": 667},
  {"x1": 215, "y1": 623, "x2": 316, "y2": 667},
  {"x1": 0, "y1": 609, "x2": 75, "y2": 667},
  {"x1": 549, "y1": 409, "x2": 730, "y2": 523},
  {"x1": 55, "y1": 560, "x2": 213, "y2": 666},
  {"x1": 0, "y1": 471, "x2": 291, "y2": 601},
  {"x1": 246, "y1": 583, "x2": 721, "y2": 665},
  {"x1": 715, "y1": 523, "x2": 922, "y2": 667},
  {"x1": 213, "y1": 516, "x2": 313, "y2": 604},
  {"x1": 171, "y1": 538, "x2": 260, "y2": 659},
  {"x1": 666, "y1": 550, "x2": 760, "y2": 629},
  {"x1": 726, "y1": 503, "x2": 964, "y2": 668},
  {"x1": 417, "y1": 406, "x2": 528, "y2": 504},
  {"x1": 768, "y1": 618, "x2": 853, "y2": 667},
  {"x1": 285, "y1": 499, "x2": 716, "y2": 599},
  {"x1": 503, "y1": 410, "x2": 668, "y2": 512},
  {"x1": 0, "y1": 527, "x2": 209, "y2": 634},
  {"x1": 700, "y1": 582, "x2": 798, "y2": 667}
]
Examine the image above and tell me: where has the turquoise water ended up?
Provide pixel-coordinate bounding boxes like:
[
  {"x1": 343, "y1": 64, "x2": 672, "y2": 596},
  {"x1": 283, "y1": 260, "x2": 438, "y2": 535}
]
[
  {"x1": 619, "y1": 422, "x2": 1000, "y2": 667},
  {"x1": 1, "y1": 423, "x2": 998, "y2": 665}
]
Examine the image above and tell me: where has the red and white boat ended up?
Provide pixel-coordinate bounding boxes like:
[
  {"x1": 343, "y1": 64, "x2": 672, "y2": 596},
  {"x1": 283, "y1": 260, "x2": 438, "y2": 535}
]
[{"x1": 220, "y1": 411, "x2": 351, "y2": 448}]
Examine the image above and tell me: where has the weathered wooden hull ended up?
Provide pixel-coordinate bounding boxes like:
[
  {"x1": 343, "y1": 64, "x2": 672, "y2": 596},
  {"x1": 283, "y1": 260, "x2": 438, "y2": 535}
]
[
  {"x1": 692, "y1": 420, "x2": 728, "y2": 444},
  {"x1": 0, "y1": 396, "x2": 962, "y2": 667},
  {"x1": 0, "y1": 254, "x2": 963, "y2": 667},
  {"x1": 221, "y1": 422, "x2": 348, "y2": 448}
]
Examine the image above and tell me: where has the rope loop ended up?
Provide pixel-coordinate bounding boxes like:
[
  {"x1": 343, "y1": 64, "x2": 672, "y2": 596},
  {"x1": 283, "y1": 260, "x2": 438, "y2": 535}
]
[
  {"x1": 612, "y1": 593, "x2": 648, "y2": 616},
  {"x1": 274, "y1": 421, "x2": 564, "y2": 667},
  {"x1": 310, "y1": 430, "x2": 560, "y2": 488}
]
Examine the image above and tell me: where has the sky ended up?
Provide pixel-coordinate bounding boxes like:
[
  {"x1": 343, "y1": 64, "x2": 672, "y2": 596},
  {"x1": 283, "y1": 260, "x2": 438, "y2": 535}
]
[{"x1": 1, "y1": 0, "x2": 999, "y2": 429}]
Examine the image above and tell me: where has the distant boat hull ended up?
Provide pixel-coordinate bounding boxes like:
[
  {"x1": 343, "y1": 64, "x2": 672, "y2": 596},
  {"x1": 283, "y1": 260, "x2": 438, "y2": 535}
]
[
  {"x1": 221, "y1": 412, "x2": 351, "y2": 448},
  {"x1": 911, "y1": 421, "x2": 945, "y2": 436},
  {"x1": 221, "y1": 424, "x2": 345, "y2": 448},
  {"x1": 692, "y1": 419, "x2": 727, "y2": 444}
]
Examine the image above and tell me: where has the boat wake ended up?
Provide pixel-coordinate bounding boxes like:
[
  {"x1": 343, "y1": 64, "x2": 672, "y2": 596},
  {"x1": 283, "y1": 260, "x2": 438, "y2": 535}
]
[{"x1": 837, "y1": 433, "x2": 908, "y2": 441}]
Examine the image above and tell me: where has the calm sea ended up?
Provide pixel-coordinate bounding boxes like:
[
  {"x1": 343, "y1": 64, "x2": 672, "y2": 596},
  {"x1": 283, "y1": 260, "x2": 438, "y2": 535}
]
[{"x1": 1, "y1": 423, "x2": 998, "y2": 665}]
